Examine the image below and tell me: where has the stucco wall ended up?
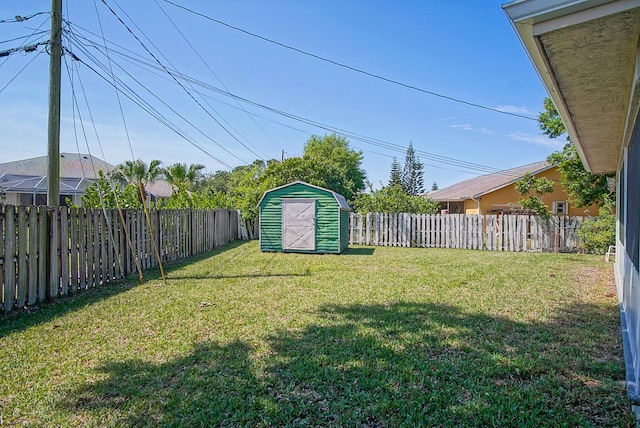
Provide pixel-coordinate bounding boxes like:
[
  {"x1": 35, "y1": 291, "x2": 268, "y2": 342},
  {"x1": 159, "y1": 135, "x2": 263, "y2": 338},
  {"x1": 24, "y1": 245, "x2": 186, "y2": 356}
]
[{"x1": 462, "y1": 167, "x2": 599, "y2": 216}]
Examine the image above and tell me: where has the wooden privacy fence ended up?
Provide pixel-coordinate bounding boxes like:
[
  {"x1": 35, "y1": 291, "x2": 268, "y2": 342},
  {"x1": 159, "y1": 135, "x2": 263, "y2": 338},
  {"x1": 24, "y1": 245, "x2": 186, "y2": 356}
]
[
  {"x1": 349, "y1": 212, "x2": 583, "y2": 253},
  {"x1": 1, "y1": 205, "x2": 239, "y2": 314}
]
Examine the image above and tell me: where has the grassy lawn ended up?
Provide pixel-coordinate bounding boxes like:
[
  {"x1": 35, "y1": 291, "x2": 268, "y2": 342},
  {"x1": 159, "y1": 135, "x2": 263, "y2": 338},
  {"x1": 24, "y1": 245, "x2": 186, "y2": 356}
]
[{"x1": 0, "y1": 241, "x2": 633, "y2": 426}]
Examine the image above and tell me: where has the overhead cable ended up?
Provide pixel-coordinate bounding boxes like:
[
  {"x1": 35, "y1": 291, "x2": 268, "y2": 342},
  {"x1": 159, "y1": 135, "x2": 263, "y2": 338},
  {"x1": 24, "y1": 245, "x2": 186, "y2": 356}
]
[
  {"x1": 162, "y1": 0, "x2": 537, "y2": 122},
  {"x1": 0, "y1": 11, "x2": 48, "y2": 24},
  {"x1": 101, "y1": 0, "x2": 265, "y2": 161},
  {"x1": 65, "y1": 24, "x2": 521, "y2": 177}
]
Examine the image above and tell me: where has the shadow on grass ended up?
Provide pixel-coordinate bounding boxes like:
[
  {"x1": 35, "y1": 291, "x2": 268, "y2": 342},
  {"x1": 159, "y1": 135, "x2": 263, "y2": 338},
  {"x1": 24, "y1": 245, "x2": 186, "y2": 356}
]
[
  {"x1": 0, "y1": 240, "x2": 251, "y2": 338},
  {"x1": 342, "y1": 247, "x2": 376, "y2": 256},
  {"x1": 59, "y1": 301, "x2": 633, "y2": 426}
]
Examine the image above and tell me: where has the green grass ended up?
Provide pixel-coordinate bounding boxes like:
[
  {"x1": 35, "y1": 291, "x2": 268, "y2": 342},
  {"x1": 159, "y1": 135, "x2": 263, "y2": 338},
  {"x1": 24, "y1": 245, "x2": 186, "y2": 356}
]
[{"x1": 0, "y1": 241, "x2": 634, "y2": 427}]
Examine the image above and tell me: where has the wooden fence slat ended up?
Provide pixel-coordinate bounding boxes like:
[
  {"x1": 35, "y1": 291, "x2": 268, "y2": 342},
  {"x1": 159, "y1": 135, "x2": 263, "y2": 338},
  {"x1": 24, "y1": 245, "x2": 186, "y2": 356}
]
[
  {"x1": 49, "y1": 207, "x2": 59, "y2": 299},
  {"x1": 17, "y1": 206, "x2": 28, "y2": 308},
  {"x1": 28, "y1": 207, "x2": 38, "y2": 306},
  {"x1": 37, "y1": 207, "x2": 47, "y2": 302},
  {"x1": 70, "y1": 208, "x2": 79, "y2": 293},
  {"x1": 60, "y1": 208, "x2": 69, "y2": 295},
  {"x1": 77, "y1": 209, "x2": 85, "y2": 290},
  {"x1": 4, "y1": 205, "x2": 16, "y2": 313}
]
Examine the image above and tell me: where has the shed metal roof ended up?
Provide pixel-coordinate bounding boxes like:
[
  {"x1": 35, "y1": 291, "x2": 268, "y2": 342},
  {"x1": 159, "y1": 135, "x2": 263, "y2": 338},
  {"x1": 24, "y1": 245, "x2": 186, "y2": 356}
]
[{"x1": 258, "y1": 181, "x2": 351, "y2": 210}]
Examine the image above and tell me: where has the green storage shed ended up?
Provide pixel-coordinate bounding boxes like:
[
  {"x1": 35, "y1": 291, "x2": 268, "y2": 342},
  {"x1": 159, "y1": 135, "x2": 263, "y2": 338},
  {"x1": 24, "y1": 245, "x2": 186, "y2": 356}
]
[{"x1": 258, "y1": 181, "x2": 351, "y2": 254}]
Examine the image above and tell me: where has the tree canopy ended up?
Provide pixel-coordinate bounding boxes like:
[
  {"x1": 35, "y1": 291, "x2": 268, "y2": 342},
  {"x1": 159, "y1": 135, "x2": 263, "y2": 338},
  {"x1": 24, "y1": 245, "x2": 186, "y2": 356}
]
[
  {"x1": 402, "y1": 142, "x2": 424, "y2": 196},
  {"x1": 261, "y1": 134, "x2": 366, "y2": 203},
  {"x1": 351, "y1": 184, "x2": 439, "y2": 214},
  {"x1": 514, "y1": 172, "x2": 554, "y2": 220},
  {"x1": 164, "y1": 162, "x2": 205, "y2": 192},
  {"x1": 539, "y1": 97, "x2": 613, "y2": 208}
]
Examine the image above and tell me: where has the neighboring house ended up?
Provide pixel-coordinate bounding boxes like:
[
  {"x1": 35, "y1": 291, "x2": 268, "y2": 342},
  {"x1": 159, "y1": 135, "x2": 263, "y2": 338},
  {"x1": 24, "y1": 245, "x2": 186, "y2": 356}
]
[
  {"x1": 504, "y1": 0, "x2": 640, "y2": 407},
  {"x1": 427, "y1": 161, "x2": 599, "y2": 216},
  {"x1": 0, "y1": 153, "x2": 172, "y2": 206}
]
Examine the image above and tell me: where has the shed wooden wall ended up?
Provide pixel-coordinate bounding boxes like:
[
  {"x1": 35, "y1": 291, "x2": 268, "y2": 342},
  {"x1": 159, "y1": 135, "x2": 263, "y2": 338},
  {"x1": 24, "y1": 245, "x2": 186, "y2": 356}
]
[{"x1": 260, "y1": 183, "x2": 345, "y2": 253}]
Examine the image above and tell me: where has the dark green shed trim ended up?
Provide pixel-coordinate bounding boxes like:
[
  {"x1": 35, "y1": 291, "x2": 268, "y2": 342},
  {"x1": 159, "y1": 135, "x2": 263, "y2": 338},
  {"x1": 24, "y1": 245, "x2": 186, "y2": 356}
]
[{"x1": 258, "y1": 181, "x2": 351, "y2": 254}]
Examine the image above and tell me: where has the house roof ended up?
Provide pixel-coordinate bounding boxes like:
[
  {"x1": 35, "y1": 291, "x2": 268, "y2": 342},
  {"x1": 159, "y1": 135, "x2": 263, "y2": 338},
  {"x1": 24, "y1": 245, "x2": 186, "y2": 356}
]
[
  {"x1": 258, "y1": 181, "x2": 351, "y2": 210},
  {"x1": 0, "y1": 153, "x2": 115, "y2": 178},
  {"x1": 427, "y1": 161, "x2": 552, "y2": 201},
  {"x1": 503, "y1": 0, "x2": 640, "y2": 173},
  {"x1": 0, "y1": 153, "x2": 173, "y2": 197}
]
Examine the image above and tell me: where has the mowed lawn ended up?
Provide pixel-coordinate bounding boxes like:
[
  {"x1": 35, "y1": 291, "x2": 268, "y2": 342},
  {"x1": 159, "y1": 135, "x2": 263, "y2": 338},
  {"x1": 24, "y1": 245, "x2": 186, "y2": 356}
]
[{"x1": 0, "y1": 241, "x2": 634, "y2": 427}]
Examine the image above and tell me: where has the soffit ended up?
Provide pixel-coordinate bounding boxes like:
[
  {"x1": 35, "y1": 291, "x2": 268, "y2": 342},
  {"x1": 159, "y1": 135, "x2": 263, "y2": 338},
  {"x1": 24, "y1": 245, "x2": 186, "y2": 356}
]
[{"x1": 535, "y1": 7, "x2": 640, "y2": 173}]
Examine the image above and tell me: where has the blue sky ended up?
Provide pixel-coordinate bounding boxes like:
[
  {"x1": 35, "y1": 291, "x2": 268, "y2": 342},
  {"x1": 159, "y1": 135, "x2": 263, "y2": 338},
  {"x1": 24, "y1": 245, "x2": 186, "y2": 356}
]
[{"x1": 0, "y1": 1, "x2": 558, "y2": 190}]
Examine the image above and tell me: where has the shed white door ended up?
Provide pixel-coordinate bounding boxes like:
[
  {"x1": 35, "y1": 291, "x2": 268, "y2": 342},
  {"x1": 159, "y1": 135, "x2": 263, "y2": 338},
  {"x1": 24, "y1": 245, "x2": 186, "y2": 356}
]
[{"x1": 282, "y1": 199, "x2": 316, "y2": 250}]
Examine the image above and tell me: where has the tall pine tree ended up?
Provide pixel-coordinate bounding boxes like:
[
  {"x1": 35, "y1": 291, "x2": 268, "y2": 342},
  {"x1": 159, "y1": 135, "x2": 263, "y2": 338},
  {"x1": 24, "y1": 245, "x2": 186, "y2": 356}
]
[
  {"x1": 402, "y1": 142, "x2": 425, "y2": 196},
  {"x1": 389, "y1": 157, "x2": 402, "y2": 187}
]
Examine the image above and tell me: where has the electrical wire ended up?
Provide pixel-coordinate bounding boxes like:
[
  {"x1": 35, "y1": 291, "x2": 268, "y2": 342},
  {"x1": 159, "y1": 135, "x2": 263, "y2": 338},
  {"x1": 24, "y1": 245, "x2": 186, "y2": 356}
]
[
  {"x1": 101, "y1": 0, "x2": 265, "y2": 162},
  {"x1": 0, "y1": 47, "x2": 45, "y2": 94},
  {"x1": 64, "y1": 29, "x2": 241, "y2": 167},
  {"x1": 154, "y1": 0, "x2": 282, "y2": 153},
  {"x1": 162, "y1": 0, "x2": 538, "y2": 122},
  {"x1": 0, "y1": 14, "x2": 50, "y2": 68},
  {"x1": 111, "y1": 0, "x2": 266, "y2": 160},
  {"x1": 0, "y1": 31, "x2": 48, "y2": 45},
  {"x1": 0, "y1": 11, "x2": 48, "y2": 24},
  {"x1": 64, "y1": 23, "x2": 516, "y2": 177},
  {"x1": 63, "y1": 41, "x2": 235, "y2": 169}
]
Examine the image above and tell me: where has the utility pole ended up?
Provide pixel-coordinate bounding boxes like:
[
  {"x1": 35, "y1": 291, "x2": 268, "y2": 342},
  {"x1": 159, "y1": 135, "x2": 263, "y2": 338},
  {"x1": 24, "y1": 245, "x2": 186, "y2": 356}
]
[{"x1": 47, "y1": 0, "x2": 62, "y2": 206}]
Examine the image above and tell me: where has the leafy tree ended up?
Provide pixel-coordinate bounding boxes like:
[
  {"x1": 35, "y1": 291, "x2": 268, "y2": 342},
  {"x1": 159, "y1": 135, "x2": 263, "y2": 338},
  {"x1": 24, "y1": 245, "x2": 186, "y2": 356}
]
[
  {"x1": 538, "y1": 97, "x2": 566, "y2": 139},
  {"x1": 351, "y1": 184, "x2": 439, "y2": 214},
  {"x1": 402, "y1": 142, "x2": 425, "y2": 196},
  {"x1": 539, "y1": 97, "x2": 613, "y2": 208},
  {"x1": 110, "y1": 159, "x2": 163, "y2": 204},
  {"x1": 193, "y1": 170, "x2": 231, "y2": 194},
  {"x1": 547, "y1": 143, "x2": 613, "y2": 208},
  {"x1": 261, "y1": 134, "x2": 366, "y2": 204},
  {"x1": 229, "y1": 160, "x2": 275, "y2": 221},
  {"x1": 431, "y1": 181, "x2": 439, "y2": 191},
  {"x1": 302, "y1": 134, "x2": 366, "y2": 202},
  {"x1": 389, "y1": 157, "x2": 402, "y2": 187},
  {"x1": 81, "y1": 170, "x2": 141, "y2": 209},
  {"x1": 514, "y1": 172, "x2": 554, "y2": 220},
  {"x1": 164, "y1": 162, "x2": 205, "y2": 192}
]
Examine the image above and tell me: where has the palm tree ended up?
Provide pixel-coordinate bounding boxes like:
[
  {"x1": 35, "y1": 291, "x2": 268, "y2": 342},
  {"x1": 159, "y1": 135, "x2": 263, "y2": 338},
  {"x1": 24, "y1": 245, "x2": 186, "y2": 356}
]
[
  {"x1": 110, "y1": 159, "x2": 163, "y2": 204},
  {"x1": 164, "y1": 162, "x2": 205, "y2": 192}
]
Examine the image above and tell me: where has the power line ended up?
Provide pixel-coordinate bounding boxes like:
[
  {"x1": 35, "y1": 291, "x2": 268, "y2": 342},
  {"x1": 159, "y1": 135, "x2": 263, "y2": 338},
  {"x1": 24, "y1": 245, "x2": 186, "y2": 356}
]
[
  {"x1": 162, "y1": 0, "x2": 538, "y2": 122},
  {"x1": 100, "y1": 0, "x2": 265, "y2": 162},
  {"x1": 65, "y1": 27, "x2": 246, "y2": 167},
  {"x1": 64, "y1": 24, "x2": 521, "y2": 177},
  {"x1": 0, "y1": 31, "x2": 48, "y2": 45},
  {"x1": 111, "y1": 0, "x2": 267, "y2": 160},
  {"x1": 0, "y1": 41, "x2": 47, "y2": 58},
  {"x1": 154, "y1": 0, "x2": 282, "y2": 153},
  {"x1": 0, "y1": 46, "x2": 45, "y2": 94},
  {"x1": 0, "y1": 11, "x2": 48, "y2": 24},
  {"x1": 63, "y1": 41, "x2": 234, "y2": 169}
]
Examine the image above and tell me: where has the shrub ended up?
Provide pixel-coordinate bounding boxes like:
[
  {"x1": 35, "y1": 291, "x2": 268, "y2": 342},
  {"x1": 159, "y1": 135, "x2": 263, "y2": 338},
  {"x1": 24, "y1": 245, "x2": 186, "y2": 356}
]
[{"x1": 578, "y1": 198, "x2": 616, "y2": 254}]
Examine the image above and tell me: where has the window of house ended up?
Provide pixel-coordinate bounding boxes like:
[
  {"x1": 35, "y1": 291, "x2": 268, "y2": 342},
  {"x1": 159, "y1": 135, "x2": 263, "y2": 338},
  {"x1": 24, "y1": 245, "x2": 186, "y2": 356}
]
[{"x1": 552, "y1": 201, "x2": 568, "y2": 215}]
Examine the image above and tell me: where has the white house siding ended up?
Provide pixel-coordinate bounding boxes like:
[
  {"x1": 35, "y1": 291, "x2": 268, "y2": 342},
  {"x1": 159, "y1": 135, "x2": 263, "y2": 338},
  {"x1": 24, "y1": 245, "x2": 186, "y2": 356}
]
[{"x1": 617, "y1": 114, "x2": 640, "y2": 403}]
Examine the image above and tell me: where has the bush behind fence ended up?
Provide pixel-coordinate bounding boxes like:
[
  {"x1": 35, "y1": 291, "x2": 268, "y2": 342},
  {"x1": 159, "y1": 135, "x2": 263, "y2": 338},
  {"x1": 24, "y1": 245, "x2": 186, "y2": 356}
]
[
  {"x1": 349, "y1": 212, "x2": 583, "y2": 252},
  {"x1": 1, "y1": 205, "x2": 239, "y2": 314}
]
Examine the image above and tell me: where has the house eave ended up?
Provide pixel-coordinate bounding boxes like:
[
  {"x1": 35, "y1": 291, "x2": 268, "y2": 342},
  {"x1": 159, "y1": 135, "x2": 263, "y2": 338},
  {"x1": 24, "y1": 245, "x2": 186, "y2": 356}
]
[{"x1": 503, "y1": 0, "x2": 640, "y2": 174}]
